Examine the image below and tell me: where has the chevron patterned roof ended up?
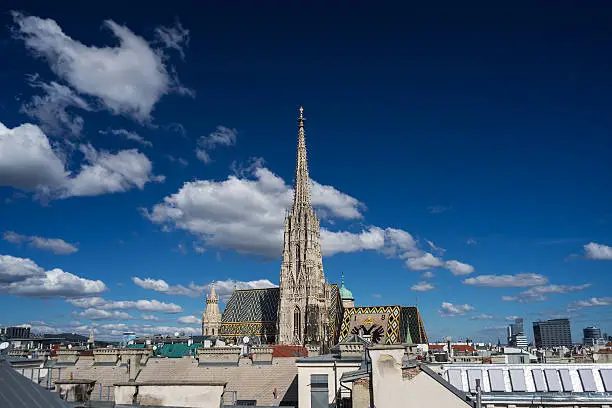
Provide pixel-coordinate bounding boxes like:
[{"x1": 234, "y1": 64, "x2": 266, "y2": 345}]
[{"x1": 222, "y1": 288, "x2": 280, "y2": 323}]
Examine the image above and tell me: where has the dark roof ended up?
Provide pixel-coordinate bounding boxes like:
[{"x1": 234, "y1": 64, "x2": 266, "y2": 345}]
[
  {"x1": 222, "y1": 288, "x2": 280, "y2": 323},
  {"x1": 0, "y1": 360, "x2": 69, "y2": 408}
]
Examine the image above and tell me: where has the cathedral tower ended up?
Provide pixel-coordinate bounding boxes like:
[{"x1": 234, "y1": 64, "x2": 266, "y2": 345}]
[
  {"x1": 202, "y1": 282, "x2": 221, "y2": 336},
  {"x1": 277, "y1": 107, "x2": 330, "y2": 350}
]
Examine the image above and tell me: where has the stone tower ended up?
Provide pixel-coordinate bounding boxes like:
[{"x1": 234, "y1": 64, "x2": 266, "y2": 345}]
[
  {"x1": 277, "y1": 107, "x2": 330, "y2": 350},
  {"x1": 202, "y1": 282, "x2": 221, "y2": 336}
]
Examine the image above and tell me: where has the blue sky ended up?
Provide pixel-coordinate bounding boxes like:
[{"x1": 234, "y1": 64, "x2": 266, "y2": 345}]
[{"x1": 0, "y1": 2, "x2": 610, "y2": 343}]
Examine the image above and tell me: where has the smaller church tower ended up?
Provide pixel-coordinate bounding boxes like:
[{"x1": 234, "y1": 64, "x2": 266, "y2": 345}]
[
  {"x1": 339, "y1": 272, "x2": 355, "y2": 308},
  {"x1": 87, "y1": 330, "x2": 95, "y2": 349},
  {"x1": 202, "y1": 282, "x2": 221, "y2": 336}
]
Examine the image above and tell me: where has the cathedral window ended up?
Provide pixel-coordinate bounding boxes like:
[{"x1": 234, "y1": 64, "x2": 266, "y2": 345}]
[{"x1": 294, "y1": 307, "x2": 301, "y2": 341}]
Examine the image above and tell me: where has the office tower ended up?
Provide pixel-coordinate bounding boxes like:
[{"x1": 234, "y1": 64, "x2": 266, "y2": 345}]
[
  {"x1": 583, "y1": 326, "x2": 604, "y2": 346},
  {"x1": 507, "y1": 318, "x2": 528, "y2": 349},
  {"x1": 533, "y1": 319, "x2": 572, "y2": 348}
]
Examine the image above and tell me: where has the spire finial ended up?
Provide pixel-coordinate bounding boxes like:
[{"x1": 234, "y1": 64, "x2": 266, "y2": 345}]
[
  {"x1": 293, "y1": 105, "x2": 310, "y2": 207},
  {"x1": 341, "y1": 272, "x2": 345, "y2": 286},
  {"x1": 208, "y1": 281, "x2": 217, "y2": 301},
  {"x1": 297, "y1": 106, "x2": 305, "y2": 128}
]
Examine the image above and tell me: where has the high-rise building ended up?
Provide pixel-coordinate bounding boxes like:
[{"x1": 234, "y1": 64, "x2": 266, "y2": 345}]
[
  {"x1": 1, "y1": 326, "x2": 30, "y2": 339},
  {"x1": 533, "y1": 318, "x2": 572, "y2": 348},
  {"x1": 583, "y1": 326, "x2": 604, "y2": 346},
  {"x1": 277, "y1": 107, "x2": 330, "y2": 350},
  {"x1": 507, "y1": 318, "x2": 528, "y2": 349}
]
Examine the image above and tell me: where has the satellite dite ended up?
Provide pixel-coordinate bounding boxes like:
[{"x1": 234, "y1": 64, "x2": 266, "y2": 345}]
[{"x1": 0, "y1": 342, "x2": 9, "y2": 356}]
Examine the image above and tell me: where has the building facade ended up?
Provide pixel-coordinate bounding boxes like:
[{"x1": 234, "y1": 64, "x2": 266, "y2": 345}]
[
  {"x1": 583, "y1": 326, "x2": 604, "y2": 346},
  {"x1": 533, "y1": 319, "x2": 572, "y2": 348},
  {"x1": 507, "y1": 318, "x2": 528, "y2": 349},
  {"x1": 0, "y1": 326, "x2": 30, "y2": 339},
  {"x1": 202, "y1": 283, "x2": 221, "y2": 336}
]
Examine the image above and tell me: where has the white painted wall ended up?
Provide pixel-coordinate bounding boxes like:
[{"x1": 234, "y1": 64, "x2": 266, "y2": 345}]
[
  {"x1": 115, "y1": 384, "x2": 224, "y2": 407},
  {"x1": 297, "y1": 361, "x2": 362, "y2": 408},
  {"x1": 369, "y1": 347, "x2": 470, "y2": 408}
]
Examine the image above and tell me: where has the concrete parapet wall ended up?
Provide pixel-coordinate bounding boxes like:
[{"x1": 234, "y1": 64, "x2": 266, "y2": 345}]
[
  {"x1": 306, "y1": 345, "x2": 320, "y2": 357},
  {"x1": 197, "y1": 347, "x2": 240, "y2": 365},
  {"x1": 339, "y1": 343, "x2": 364, "y2": 358},
  {"x1": 93, "y1": 348, "x2": 120, "y2": 364},
  {"x1": 251, "y1": 346, "x2": 273, "y2": 364},
  {"x1": 56, "y1": 350, "x2": 79, "y2": 364}
]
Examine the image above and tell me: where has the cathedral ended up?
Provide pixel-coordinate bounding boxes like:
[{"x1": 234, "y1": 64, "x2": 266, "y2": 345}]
[{"x1": 202, "y1": 108, "x2": 428, "y2": 350}]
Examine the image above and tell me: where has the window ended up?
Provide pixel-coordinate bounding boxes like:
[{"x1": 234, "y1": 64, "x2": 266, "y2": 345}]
[
  {"x1": 294, "y1": 307, "x2": 301, "y2": 341},
  {"x1": 532, "y1": 369, "x2": 547, "y2": 392},
  {"x1": 579, "y1": 369, "x2": 597, "y2": 392},
  {"x1": 509, "y1": 369, "x2": 526, "y2": 392},
  {"x1": 559, "y1": 369, "x2": 573, "y2": 392},
  {"x1": 211, "y1": 328, "x2": 215, "y2": 335},
  {"x1": 488, "y1": 370, "x2": 505, "y2": 392},
  {"x1": 544, "y1": 369, "x2": 562, "y2": 392},
  {"x1": 447, "y1": 369, "x2": 463, "y2": 390},
  {"x1": 467, "y1": 369, "x2": 482, "y2": 393},
  {"x1": 310, "y1": 374, "x2": 329, "y2": 408}
]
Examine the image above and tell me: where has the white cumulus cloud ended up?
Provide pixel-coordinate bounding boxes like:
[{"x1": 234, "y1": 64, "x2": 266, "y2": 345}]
[
  {"x1": 584, "y1": 242, "x2": 612, "y2": 260},
  {"x1": 131, "y1": 277, "x2": 200, "y2": 297},
  {"x1": 66, "y1": 297, "x2": 182, "y2": 313},
  {"x1": 12, "y1": 11, "x2": 191, "y2": 122},
  {"x1": 177, "y1": 315, "x2": 200, "y2": 325},
  {"x1": 20, "y1": 78, "x2": 91, "y2": 137},
  {"x1": 0, "y1": 122, "x2": 163, "y2": 199},
  {"x1": 77, "y1": 308, "x2": 134, "y2": 320},
  {"x1": 445, "y1": 260, "x2": 475, "y2": 276},
  {"x1": 196, "y1": 126, "x2": 238, "y2": 164},
  {"x1": 0, "y1": 255, "x2": 106, "y2": 298},
  {"x1": 568, "y1": 297, "x2": 612, "y2": 310},
  {"x1": 410, "y1": 281, "x2": 434, "y2": 292},
  {"x1": 144, "y1": 160, "x2": 475, "y2": 274},
  {"x1": 405, "y1": 253, "x2": 444, "y2": 270},
  {"x1": 463, "y1": 273, "x2": 548, "y2": 287},
  {"x1": 4, "y1": 231, "x2": 78, "y2": 254},
  {"x1": 439, "y1": 302, "x2": 475, "y2": 317}
]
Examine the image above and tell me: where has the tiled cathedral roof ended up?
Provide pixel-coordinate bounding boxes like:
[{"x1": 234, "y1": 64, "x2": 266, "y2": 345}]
[{"x1": 222, "y1": 288, "x2": 280, "y2": 323}]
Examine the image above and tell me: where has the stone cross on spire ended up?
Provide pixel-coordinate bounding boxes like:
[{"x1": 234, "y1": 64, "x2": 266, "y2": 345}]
[{"x1": 293, "y1": 106, "x2": 311, "y2": 208}]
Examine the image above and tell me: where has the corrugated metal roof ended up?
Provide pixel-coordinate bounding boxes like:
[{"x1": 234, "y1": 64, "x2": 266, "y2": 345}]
[{"x1": 0, "y1": 360, "x2": 69, "y2": 408}]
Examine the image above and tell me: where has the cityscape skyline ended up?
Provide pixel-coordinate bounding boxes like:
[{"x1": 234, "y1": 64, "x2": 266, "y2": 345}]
[{"x1": 0, "y1": 2, "x2": 611, "y2": 343}]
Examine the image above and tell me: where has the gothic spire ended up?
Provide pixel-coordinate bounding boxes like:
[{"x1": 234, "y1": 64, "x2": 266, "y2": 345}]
[
  {"x1": 293, "y1": 106, "x2": 311, "y2": 208},
  {"x1": 208, "y1": 281, "x2": 218, "y2": 302}
]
